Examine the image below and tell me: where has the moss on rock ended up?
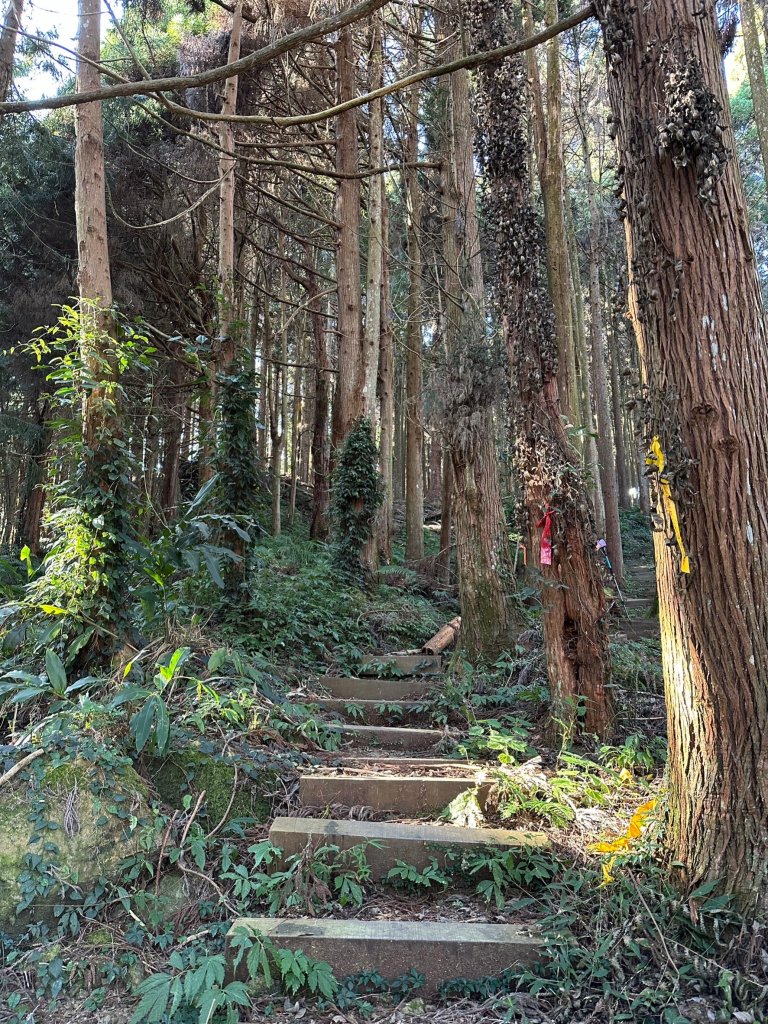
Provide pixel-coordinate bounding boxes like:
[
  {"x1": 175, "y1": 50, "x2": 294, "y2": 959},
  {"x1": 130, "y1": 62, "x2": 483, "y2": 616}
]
[
  {"x1": 148, "y1": 748, "x2": 274, "y2": 825},
  {"x1": 0, "y1": 756, "x2": 151, "y2": 932}
]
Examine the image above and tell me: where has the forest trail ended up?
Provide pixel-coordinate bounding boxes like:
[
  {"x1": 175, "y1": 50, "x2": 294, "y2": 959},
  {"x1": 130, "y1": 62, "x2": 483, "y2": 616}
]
[
  {"x1": 619, "y1": 562, "x2": 660, "y2": 642},
  {"x1": 227, "y1": 565, "x2": 661, "y2": 991},
  {"x1": 228, "y1": 653, "x2": 546, "y2": 992}
]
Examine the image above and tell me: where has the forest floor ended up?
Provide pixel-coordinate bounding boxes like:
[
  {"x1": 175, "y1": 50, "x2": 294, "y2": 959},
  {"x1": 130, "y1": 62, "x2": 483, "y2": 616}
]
[{"x1": 2, "y1": 510, "x2": 766, "y2": 1024}]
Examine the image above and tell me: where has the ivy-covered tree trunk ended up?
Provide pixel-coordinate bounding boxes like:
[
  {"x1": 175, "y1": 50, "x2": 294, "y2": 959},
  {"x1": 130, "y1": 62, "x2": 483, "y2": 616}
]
[
  {"x1": 525, "y1": 0, "x2": 579, "y2": 422},
  {"x1": 595, "y1": 0, "x2": 768, "y2": 910},
  {"x1": 466, "y1": 0, "x2": 613, "y2": 736},
  {"x1": 436, "y1": 9, "x2": 519, "y2": 662},
  {"x1": 331, "y1": 419, "x2": 383, "y2": 585}
]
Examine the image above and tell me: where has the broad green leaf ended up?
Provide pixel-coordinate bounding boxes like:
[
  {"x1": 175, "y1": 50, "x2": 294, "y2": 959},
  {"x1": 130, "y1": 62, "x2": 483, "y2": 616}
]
[
  {"x1": 201, "y1": 548, "x2": 224, "y2": 588},
  {"x1": 153, "y1": 697, "x2": 170, "y2": 754},
  {"x1": 9, "y1": 686, "x2": 45, "y2": 704},
  {"x1": 208, "y1": 648, "x2": 229, "y2": 673},
  {"x1": 131, "y1": 700, "x2": 156, "y2": 754},
  {"x1": 130, "y1": 973, "x2": 171, "y2": 1024}
]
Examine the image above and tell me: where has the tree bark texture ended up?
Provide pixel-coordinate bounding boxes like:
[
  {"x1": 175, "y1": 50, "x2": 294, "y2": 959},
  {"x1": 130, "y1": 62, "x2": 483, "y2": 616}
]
[
  {"x1": 309, "y1": 262, "x2": 331, "y2": 541},
  {"x1": 217, "y1": 0, "x2": 244, "y2": 368},
  {"x1": 437, "y1": 12, "x2": 518, "y2": 662},
  {"x1": 75, "y1": 0, "x2": 116, "y2": 453},
  {"x1": 526, "y1": 1, "x2": 580, "y2": 422},
  {"x1": 0, "y1": 0, "x2": 23, "y2": 108},
  {"x1": 575, "y1": 72, "x2": 624, "y2": 583},
  {"x1": 595, "y1": 0, "x2": 768, "y2": 909},
  {"x1": 404, "y1": 34, "x2": 425, "y2": 564},
  {"x1": 566, "y1": 193, "x2": 605, "y2": 531},
  {"x1": 741, "y1": 0, "x2": 768, "y2": 186},
  {"x1": 466, "y1": 0, "x2": 613, "y2": 736},
  {"x1": 363, "y1": 17, "x2": 384, "y2": 423},
  {"x1": 376, "y1": 196, "x2": 395, "y2": 562},
  {"x1": 330, "y1": 27, "x2": 364, "y2": 450}
]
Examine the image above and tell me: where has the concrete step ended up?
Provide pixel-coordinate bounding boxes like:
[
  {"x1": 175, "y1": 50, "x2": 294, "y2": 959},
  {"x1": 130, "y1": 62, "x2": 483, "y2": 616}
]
[
  {"x1": 319, "y1": 676, "x2": 435, "y2": 701},
  {"x1": 228, "y1": 918, "x2": 540, "y2": 994},
  {"x1": 299, "y1": 774, "x2": 487, "y2": 817},
  {"x1": 309, "y1": 697, "x2": 425, "y2": 726},
  {"x1": 270, "y1": 817, "x2": 548, "y2": 877},
  {"x1": 324, "y1": 723, "x2": 445, "y2": 752},
  {"x1": 620, "y1": 620, "x2": 661, "y2": 639},
  {"x1": 358, "y1": 654, "x2": 442, "y2": 677}
]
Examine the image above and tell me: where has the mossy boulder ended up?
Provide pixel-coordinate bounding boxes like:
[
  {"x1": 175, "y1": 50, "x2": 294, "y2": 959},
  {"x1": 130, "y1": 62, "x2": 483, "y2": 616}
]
[
  {"x1": 0, "y1": 756, "x2": 152, "y2": 932},
  {"x1": 148, "y1": 748, "x2": 275, "y2": 825}
]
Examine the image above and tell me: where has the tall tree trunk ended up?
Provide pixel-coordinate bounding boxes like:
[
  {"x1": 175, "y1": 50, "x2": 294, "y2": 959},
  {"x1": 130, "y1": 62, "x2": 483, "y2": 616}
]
[
  {"x1": 159, "y1": 357, "x2": 185, "y2": 514},
  {"x1": 288, "y1": 354, "x2": 303, "y2": 528},
  {"x1": 0, "y1": 0, "x2": 23, "y2": 108},
  {"x1": 575, "y1": 69, "x2": 624, "y2": 583},
  {"x1": 363, "y1": 17, "x2": 384, "y2": 422},
  {"x1": 526, "y1": 1, "x2": 579, "y2": 421},
  {"x1": 608, "y1": 300, "x2": 630, "y2": 509},
  {"x1": 394, "y1": 364, "x2": 406, "y2": 501},
  {"x1": 595, "y1": 0, "x2": 768, "y2": 909},
  {"x1": 16, "y1": 397, "x2": 50, "y2": 556},
  {"x1": 404, "y1": 31, "x2": 425, "y2": 564},
  {"x1": 308, "y1": 261, "x2": 331, "y2": 541},
  {"x1": 217, "y1": 0, "x2": 243, "y2": 369},
  {"x1": 437, "y1": 11, "x2": 518, "y2": 661},
  {"x1": 269, "y1": 291, "x2": 286, "y2": 538},
  {"x1": 566, "y1": 194, "x2": 605, "y2": 532},
  {"x1": 376, "y1": 196, "x2": 395, "y2": 562},
  {"x1": 331, "y1": 26, "x2": 364, "y2": 449},
  {"x1": 437, "y1": 450, "x2": 453, "y2": 584},
  {"x1": 467, "y1": 0, "x2": 613, "y2": 736},
  {"x1": 75, "y1": 0, "x2": 127, "y2": 657},
  {"x1": 741, "y1": 0, "x2": 768, "y2": 185}
]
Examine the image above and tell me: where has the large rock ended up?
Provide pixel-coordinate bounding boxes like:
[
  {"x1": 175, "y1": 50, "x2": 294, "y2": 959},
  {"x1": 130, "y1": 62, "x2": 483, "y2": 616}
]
[
  {"x1": 149, "y1": 747, "x2": 275, "y2": 825},
  {"x1": 0, "y1": 755, "x2": 151, "y2": 932}
]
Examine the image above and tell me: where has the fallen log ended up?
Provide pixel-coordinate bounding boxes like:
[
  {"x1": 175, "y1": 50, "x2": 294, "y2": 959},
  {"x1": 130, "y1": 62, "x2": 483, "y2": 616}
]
[{"x1": 422, "y1": 617, "x2": 461, "y2": 655}]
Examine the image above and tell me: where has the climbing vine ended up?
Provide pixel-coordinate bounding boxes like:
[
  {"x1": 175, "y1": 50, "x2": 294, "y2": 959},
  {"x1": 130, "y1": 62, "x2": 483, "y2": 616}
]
[
  {"x1": 330, "y1": 419, "x2": 383, "y2": 584},
  {"x1": 21, "y1": 304, "x2": 151, "y2": 662}
]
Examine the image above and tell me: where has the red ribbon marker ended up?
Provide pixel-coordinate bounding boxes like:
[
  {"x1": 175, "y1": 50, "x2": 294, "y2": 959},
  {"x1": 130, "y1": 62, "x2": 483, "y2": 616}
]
[{"x1": 538, "y1": 507, "x2": 554, "y2": 567}]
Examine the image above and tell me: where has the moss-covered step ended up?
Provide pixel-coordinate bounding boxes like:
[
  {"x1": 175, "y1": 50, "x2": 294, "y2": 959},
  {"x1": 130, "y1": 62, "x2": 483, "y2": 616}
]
[
  {"x1": 358, "y1": 654, "x2": 442, "y2": 677},
  {"x1": 228, "y1": 918, "x2": 541, "y2": 994},
  {"x1": 309, "y1": 697, "x2": 425, "y2": 726},
  {"x1": 319, "y1": 676, "x2": 435, "y2": 701},
  {"x1": 322, "y1": 723, "x2": 445, "y2": 752},
  {"x1": 299, "y1": 773, "x2": 489, "y2": 816},
  {"x1": 269, "y1": 817, "x2": 549, "y2": 877},
  {"x1": 0, "y1": 756, "x2": 150, "y2": 931}
]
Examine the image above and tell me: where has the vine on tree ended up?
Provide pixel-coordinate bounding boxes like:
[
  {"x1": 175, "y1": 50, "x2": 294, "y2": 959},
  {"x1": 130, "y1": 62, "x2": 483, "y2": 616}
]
[{"x1": 330, "y1": 419, "x2": 383, "y2": 583}]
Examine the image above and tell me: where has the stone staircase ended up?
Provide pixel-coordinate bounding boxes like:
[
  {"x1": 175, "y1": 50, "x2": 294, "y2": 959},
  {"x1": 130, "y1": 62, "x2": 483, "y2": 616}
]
[
  {"x1": 229, "y1": 653, "x2": 544, "y2": 994},
  {"x1": 616, "y1": 562, "x2": 660, "y2": 641}
]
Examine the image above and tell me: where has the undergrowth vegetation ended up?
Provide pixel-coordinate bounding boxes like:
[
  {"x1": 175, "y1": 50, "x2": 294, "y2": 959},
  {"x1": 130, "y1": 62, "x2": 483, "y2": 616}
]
[{"x1": 0, "y1": 492, "x2": 763, "y2": 1024}]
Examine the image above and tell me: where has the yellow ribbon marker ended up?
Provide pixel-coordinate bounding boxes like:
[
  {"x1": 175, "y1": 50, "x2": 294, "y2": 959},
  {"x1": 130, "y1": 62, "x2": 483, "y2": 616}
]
[
  {"x1": 647, "y1": 437, "x2": 691, "y2": 574},
  {"x1": 590, "y1": 799, "x2": 658, "y2": 885}
]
